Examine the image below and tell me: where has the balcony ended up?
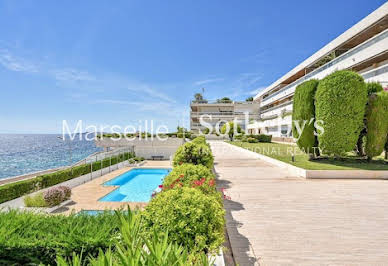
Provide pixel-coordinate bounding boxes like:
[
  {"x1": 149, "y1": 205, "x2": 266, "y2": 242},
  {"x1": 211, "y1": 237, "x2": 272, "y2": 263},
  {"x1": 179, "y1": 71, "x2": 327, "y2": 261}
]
[
  {"x1": 260, "y1": 101, "x2": 293, "y2": 116},
  {"x1": 190, "y1": 112, "x2": 260, "y2": 117},
  {"x1": 261, "y1": 29, "x2": 388, "y2": 108}
]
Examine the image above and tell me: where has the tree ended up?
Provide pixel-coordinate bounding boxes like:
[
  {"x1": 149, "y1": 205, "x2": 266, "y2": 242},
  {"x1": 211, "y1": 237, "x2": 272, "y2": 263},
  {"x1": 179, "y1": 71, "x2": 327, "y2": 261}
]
[
  {"x1": 245, "y1": 96, "x2": 253, "y2": 102},
  {"x1": 292, "y1": 79, "x2": 319, "y2": 159},
  {"x1": 193, "y1": 93, "x2": 207, "y2": 103},
  {"x1": 221, "y1": 122, "x2": 241, "y2": 141},
  {"x1": 216, "y1": 97, "x2": 232, "y2": 103},
  {"x1": 315, "y1": 70, "x2": 367, "y2": 156},
  {"x1": 365, "y1": 91, "x2": 388, "y2": 160}
]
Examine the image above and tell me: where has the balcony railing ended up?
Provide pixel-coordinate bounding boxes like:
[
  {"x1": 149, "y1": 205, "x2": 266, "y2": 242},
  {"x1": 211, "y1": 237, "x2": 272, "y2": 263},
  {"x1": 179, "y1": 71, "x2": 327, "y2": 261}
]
[
  {"x1": 191, "y1": 112, "x2": 259, "y2": 116},
  {"x1": 261, "y1": 29, "x2": 388, "y2": 106},
  {"x1": 191, "y1": 100, "x2": 257, "y2": 105},
  {"x1": 260, "y1": 100, "x2": 293, "y2": 115},
  {"x1": 261, "y1": 114, "x2": 278, "y2": 121}
]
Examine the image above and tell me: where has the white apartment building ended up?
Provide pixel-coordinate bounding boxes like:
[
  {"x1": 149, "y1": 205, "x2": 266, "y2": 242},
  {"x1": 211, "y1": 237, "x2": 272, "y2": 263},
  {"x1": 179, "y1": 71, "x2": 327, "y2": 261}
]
[
  {"x1": 248, "y1": 2, "x2": 388, "y2": 141},
  {"x1": 190, "y1": 100, "x2": 260, "y2": 133}
]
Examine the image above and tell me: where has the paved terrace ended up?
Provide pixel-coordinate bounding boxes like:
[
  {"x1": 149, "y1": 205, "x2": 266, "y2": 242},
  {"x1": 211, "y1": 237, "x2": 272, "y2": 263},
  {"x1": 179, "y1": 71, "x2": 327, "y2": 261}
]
[{"x1": 210, "y1": 141, "x2": 388, "y2": 266}]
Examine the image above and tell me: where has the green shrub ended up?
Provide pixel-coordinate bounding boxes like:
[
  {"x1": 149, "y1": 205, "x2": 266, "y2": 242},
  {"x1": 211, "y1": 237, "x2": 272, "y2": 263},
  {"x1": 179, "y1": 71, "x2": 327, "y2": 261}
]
[
  {"x1": 162, "y1": 164, "x2": 215, "y2": 194},
  {"x1": 173, "y1": 142, "x2": 214, "y2": 169},
  {"x1": 23, "y1": 192, "x2": 47, "y2": 207},
  {"x1": 365, "y1": 91, "x2": 388, "y2": 159},
  {"x1": 221, "y1": 122, "x2": 242, "y2": 141},
  {"x1": 0, "y1": 210, "x2": 122, "y2": 265},
  {"x1": 234, "y1": 134, "x2": 243, "y2": 140},
  {"x1": 247, "y1": 137, "x2": 258, "y2": 143},
  {"x1": 56, "y1": 210, "x2": 211, "y2": 266},
  {"x1": 0, "y1": 177, "x2": 43, "y2": 204},
  {"x1": 356, "y1": 82, "x2": 384, "y2": 156},
  {"x1": 257, "y1": 134, "x2": 272, "y2": 143},
  {"x1": 142, "y1": 187, "x2": 225, "y2": 253},
  {"x1": 315, "y1": 70, "x2": 367, "y2": 155},
  {"x1": 191, "y1": 136, "x2": 206, "y2": 145},
  {"x1": 292, "y1": 79, "x2": 319, "y2": 155},
  {"x1": 242, "y1": 134, "x2": 272, "y2": 143},
  {"x1": 366, "y1": 81, "x2": 383, "y2": 95}
]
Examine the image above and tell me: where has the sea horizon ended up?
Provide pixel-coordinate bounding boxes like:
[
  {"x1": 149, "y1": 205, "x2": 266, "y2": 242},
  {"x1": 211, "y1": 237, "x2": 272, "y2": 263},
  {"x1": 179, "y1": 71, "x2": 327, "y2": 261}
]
[{"x1": 0, "y1": 134, "x2": 102, "y2": 180}]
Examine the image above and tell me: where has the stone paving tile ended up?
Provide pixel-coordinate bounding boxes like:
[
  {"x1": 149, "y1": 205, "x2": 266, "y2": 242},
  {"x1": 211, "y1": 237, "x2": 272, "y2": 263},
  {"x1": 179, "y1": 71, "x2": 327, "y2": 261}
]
[{"x1": 210, "y1": 141, "x2": 388, "y2": 266}]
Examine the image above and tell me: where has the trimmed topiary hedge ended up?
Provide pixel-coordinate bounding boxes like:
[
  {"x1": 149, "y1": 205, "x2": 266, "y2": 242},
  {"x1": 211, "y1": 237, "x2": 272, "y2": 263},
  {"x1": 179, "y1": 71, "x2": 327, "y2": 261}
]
[
  {"x1": 142, "y1": 187, "x2": 225, "y2": 254},
  {"x1": 241, "y1": 134, "x2": 272, "y2": 143},
  {"x1": 292, "y1": 79, "x2": 319, "y2": 156},
  {"x1": 172, "y1": 142, "x2": 214, "y2": 169},
  {"x1": 162, "y1": 163, "x2": 215, "y2": 194},
  {"x1": 356, "y1": 82, "x2": 385, "y2": 156},
  {"x1": 191, "y1": 135, "x2": 207, "y2": 145},
  {"x1": 366, "y1": 81, "x2": 383, "y2": 95},
  {"x1": 315, "y1": 70, "x2": 367, "y2": 155},
  {"x1": 0, "y1": 152, "x2": 134, "y2": 204},
  {"x1": 365, "y1": 91, "x2": 388, "y2": 159}
]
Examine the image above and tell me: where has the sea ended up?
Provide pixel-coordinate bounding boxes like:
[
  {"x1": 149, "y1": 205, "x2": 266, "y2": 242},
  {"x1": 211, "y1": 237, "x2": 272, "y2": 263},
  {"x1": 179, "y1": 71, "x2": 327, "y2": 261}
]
[{"x1": 0, "y1": 134, "x2": 103, "y2": 180}]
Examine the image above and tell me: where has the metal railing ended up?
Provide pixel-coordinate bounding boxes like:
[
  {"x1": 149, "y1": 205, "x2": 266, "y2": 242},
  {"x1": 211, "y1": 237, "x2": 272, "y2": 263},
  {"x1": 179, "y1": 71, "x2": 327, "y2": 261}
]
[
  {"x1": 191, "y1": 112, "x2": 259, "y2": 116},
  {"x1": 260, "y1": 100, "x2": 293, "y2": 115},
  {"x1": 261, "y1": 29, "x2": 388, "y2": 105}
]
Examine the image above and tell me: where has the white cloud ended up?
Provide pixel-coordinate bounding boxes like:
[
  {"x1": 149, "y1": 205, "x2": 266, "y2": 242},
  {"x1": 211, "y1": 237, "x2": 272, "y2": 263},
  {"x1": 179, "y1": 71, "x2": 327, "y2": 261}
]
[
  {"x1": 128, "y1": 86, "x2": 176, "y2": 103},
  {"x1": 194, "y1": 78, "x2": 224, "y2": 86},
  {"x1": 238, "y1": 72, "x2": 262, "y2": 87},
  {"x1": 0, "y1": 49, "x2": 38, "y2": 73},
  {"x1": 51, "y1": 68, "x2": 95, "y2": 82},
  {"x1": 250, "y1": 86, "x2": 267, "y2": 95},
  {"x1": 94, "y1": 98, "x2": 187, "y2": 121}
]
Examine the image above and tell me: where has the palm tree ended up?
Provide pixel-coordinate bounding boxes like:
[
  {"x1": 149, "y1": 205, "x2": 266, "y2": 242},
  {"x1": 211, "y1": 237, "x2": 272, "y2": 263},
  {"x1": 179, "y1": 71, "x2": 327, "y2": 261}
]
[{"x1": 194, "y1": 93, "x2": 203, "y2": 102}]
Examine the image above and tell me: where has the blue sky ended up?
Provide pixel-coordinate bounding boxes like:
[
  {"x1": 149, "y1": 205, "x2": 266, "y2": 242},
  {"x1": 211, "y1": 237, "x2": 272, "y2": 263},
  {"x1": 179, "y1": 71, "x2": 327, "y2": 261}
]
[{"x1": 0, "y1": 0, "x2": 385, "y2": 133}]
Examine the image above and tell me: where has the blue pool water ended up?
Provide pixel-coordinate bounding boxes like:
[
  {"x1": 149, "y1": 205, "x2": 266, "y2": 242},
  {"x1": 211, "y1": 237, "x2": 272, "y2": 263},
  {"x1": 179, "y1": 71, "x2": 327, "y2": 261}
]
[
  {"x1": 99, "y1": 168, "x2": 171, "y2": 202},
  {"x1": 78, "y1": 210, "x2": 114, "y2": 216}
]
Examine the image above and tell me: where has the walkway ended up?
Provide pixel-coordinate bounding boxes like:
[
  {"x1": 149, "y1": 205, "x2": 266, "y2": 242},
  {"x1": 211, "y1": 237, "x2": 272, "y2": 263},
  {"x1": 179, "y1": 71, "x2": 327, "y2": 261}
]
[{"x1": 210, "y1": 141, "x2": 388, "y2": 266}]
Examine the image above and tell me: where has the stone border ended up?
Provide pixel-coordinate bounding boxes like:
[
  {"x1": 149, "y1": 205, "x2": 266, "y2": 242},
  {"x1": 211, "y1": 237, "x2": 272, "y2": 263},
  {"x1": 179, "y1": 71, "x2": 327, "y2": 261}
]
[{"x1": 223, "y1": 142, "x2": 388, "y2": 180}]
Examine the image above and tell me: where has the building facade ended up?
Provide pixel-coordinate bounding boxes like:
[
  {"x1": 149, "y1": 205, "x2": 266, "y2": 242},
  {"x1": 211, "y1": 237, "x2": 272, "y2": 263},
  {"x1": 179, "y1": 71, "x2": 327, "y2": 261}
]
[
  {"x1": 190, "y1": 100, "x2": 260, "y2": 133},
  {"x1": 247, "y1": 2, "x2": 388, "y2": 141}
]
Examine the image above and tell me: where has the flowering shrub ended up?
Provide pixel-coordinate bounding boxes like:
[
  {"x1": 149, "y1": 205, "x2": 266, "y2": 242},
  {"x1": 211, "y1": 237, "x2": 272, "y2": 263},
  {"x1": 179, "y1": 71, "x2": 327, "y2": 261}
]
[
  {"x1": 172, "y1": 142, "x2": 214, "y2": 169},
  {"x1": 57, "y1": 186, "x2": 71, "y2": 200},
  {"x1": 163, "y1": 164, "x2": 216, "y2": 194},
  {"x1": 43, "y1": 186, "x2": 71, "y2": 207},
  {"x1": 146, "y1": 136, "x2": 225, "y2": 256},
  {"x1": 142, "y1": 187, "x2": 225, "y2": 253}
]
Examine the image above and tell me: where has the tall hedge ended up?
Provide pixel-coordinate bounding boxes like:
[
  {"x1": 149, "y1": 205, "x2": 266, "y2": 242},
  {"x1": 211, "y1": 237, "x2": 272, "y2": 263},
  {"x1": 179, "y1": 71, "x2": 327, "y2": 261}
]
[
  {"x1": 315, "y1": 70, "x2": 367, "y2": 155},
  {"x1": 365, "y1": 91, "x2": 388, "y2": 159},
  {"x1": 385, "y1": 139, "x2": 388, "y2": 160},
  {"x1": 292, "y1": 79, "x2": 319, "y2": 156},
  {"x1": 356, "y1": 81, "x2": 384, "y2": 156},
  {"x1": 366, "y1": 81, "x2": 383, "y2": 95}
]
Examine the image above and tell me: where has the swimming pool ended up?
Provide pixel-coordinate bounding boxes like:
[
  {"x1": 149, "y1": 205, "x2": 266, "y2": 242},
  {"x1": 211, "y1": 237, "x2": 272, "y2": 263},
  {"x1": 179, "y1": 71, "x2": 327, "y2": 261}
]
[{"x1": 99, "y1": 168, "x2": 170, "y2": 202}]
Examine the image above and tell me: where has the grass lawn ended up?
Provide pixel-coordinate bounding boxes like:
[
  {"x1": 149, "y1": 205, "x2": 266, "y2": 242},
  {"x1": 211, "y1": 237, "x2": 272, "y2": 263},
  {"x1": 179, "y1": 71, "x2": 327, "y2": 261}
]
[{"x1": 228, "y1": 141, "x2": 388, "y2": 170}]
